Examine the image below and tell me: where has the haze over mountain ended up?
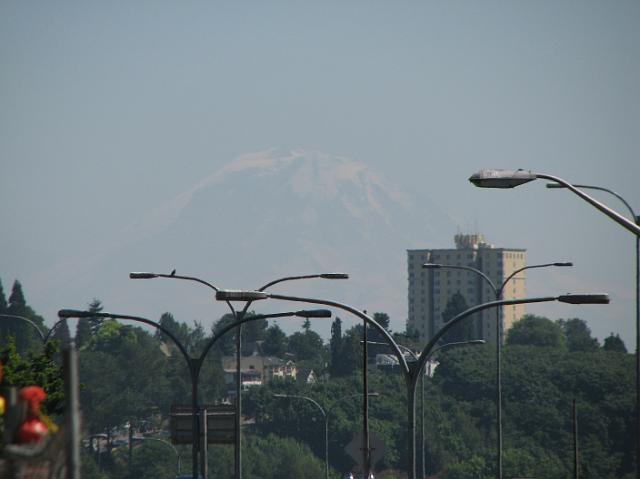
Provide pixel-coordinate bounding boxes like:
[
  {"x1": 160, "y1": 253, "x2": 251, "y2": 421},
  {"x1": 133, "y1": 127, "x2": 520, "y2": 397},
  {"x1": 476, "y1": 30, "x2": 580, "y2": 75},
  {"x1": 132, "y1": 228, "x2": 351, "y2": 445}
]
[{"x1": 30, "y1": 149, "x2": 455, "y2": 336}]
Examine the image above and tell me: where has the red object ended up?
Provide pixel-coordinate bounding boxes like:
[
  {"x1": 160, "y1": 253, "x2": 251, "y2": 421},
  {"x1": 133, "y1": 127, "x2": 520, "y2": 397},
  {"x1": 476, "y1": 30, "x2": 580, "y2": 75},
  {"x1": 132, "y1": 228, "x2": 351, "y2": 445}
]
[
  {"x1": 17, "y1": 417, "x2": 49, "y2": 443},
  {"x1": 16, "y1": 386, "x2": 48, "y2": 444}
]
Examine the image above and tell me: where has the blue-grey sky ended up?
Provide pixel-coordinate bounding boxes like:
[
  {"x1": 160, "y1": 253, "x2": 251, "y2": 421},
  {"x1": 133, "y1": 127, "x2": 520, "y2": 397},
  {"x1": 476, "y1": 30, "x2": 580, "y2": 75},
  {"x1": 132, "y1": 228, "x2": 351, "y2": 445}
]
[{"x1": 1, "y1": 1, "x2": 639, "y2": 345}]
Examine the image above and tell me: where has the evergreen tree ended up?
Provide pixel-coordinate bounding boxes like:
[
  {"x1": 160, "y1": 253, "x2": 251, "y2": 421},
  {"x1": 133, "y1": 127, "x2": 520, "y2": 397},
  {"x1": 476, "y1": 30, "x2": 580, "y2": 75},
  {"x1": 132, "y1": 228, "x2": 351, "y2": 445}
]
[
  {"x1": 0, "y1": 278, "x2": 8, "y2": 312},
  {"x1": 2, "y1": 280, "x2": 46, "y2": 353},
  {"x1": 441, "y1": 292, "x2": 474, "y2": 344},
  {"x1": 7, "y1": 280, "x2": 27, "y2": 313},
  {"x1": 603, "y1": 333, "x2": 627, "y2": 353},
  {"x1": 302, "y1": 318, "x2": 311, "y2": 332},
  {"x1": 329, "y1": 317, "x2": 343, "y2": 377},
  {"x1": 75, "y1": 299, "x2": 103, "y2": 348},
  {"x1": 52, "y1": 318, "x2": 71, "y2": 345}
]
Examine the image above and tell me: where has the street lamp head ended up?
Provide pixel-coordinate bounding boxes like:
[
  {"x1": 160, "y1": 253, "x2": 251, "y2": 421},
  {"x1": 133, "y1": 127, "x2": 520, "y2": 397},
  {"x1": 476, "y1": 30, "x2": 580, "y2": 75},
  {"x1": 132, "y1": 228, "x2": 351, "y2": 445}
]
[
  {"x1": 320, "y1": 273, "x2": 349, "y2": 279},
  {"x1": 58, "y1": 309, "x2": 94, "y2": 319},
  {"x1": 272, "y1": 394, "x2": 289, "y2": 398},
  {"x1": 215, "y1": 290, "x2": 269, "y2": 301},
  {"x1": 545, "y1": 183, "x2": 566, "y2": 189},
  {"x1": 469, "y1": 169, "x2": 537, "y2": 188},
  {"x1": 553, "y1": 262, "x2": 573, "y2": 267},
  {"x1": 557, "y1": 293, "x2": 610, "y2": 305},
  {"x1": 295, "y1": 309, "x2": 332, "y2": 318},
  {"x1": 129, "y1": 272, "x2": 158, "y2": 279},
  {"x1": 468, "y1": 340, "x2": 486, "y2": 345},
  {"x1": 422, "y1": 263, "x2": 442, "y2": 269}
]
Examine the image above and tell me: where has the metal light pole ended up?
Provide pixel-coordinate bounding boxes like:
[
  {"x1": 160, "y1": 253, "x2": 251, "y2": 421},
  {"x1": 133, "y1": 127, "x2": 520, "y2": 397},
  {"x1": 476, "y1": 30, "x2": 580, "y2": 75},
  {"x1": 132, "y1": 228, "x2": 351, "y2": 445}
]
[
  {"x1": 471, "y1": 169, "x2": 640, "y2": 476},
  {"x1": 129, "y1": 270, "x2": 347, "y2": 479},
  {"x1": 215, "y1": 289, "x2": 608, "y2": 479},
  {"x1": 468, "y1": 169, "x2": 640, "y2": 236},
  {"x1": 0, "y1": 313, "x2": 46, "y2": 343},
  {"x1": 365, "y1": 340, "x2": 484, "y2": 478},
  {"x1": 546, "y1": 182, "x2": 639, "y2": 479},
  {"x1": 57, "y1": 307, "x2": 331, "y2": 479},
  {"x1": 422, "y1": 261, "x2": 572, "y2": 479},
  {"x1": 273, "y1": 392, "x2": 379, "y2": 479}
]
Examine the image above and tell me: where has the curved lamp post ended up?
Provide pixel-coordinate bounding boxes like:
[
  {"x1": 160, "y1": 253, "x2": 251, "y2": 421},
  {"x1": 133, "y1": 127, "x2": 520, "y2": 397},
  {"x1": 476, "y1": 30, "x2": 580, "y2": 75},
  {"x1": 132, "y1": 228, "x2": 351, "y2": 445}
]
[
  {"x1": 470, "y1": 168, "x2": 638, "y2": 476},
  {"x1": 468, "y1": 169, "x2": 640, "y2": 236},
  {"x1": 129, "y1": 270, "x2": 347, "y2": 479},
  {"x1": 422, "y1": 261, "x2": 572, "y2": 479},
  {"x1": 57, "y1": 307, "x2": 331, "y2": 479},
  {"x1": 366, "y1": 340, "x2": 484, "y2": 478},
  {"x1": 546, "y1": 181, "x2": 639, "y2": 479},
  {"x1": 0, "y1": 313, "x2": 46, "y2": 343},
  {"x1": 215, "y1": 289, "x2": 608, "y2": 479},
  {"x1": 272, "y1": 392, "x2": 380, "y2": 479}
]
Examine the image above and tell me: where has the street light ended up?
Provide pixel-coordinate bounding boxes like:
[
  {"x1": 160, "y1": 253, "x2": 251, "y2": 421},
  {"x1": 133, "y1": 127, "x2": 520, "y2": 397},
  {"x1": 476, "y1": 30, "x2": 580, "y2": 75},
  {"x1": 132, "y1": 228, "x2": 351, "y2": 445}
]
[
  {"x1": 272, "y1": 392, "x2": 380, "y2": 479},
  {"x1": 422, "y1": 261, "x2": 573, "y2": 479},
  {"x1": 546, "y1": 181, "x2": 639, "y2": 479},
  {"x1": 468, "y1": 169, "x2": 640, "y2": 236},
  {"x1": 365, "y1": 340, "x2": 484, "y2": 479},
  {"x1": 57, "y1": 307, "x2": 331, "y2": 479},
  {"x1": 215, "y1": 289, "x2": 608, "y2": 479},
  {"x1": 470, "y1": 169, "x2": 638, "y2": 477},
  {"x1": 0, "y1": 314, "x2": 46, "y2": 343},
  {"x1": 129, "y1": 270, "x2": 347, "y2": 479}
]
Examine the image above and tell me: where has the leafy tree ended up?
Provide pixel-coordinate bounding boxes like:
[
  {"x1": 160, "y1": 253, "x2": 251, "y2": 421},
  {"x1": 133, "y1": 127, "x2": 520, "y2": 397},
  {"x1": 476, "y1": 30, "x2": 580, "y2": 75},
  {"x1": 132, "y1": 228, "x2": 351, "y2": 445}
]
[
  {"x1": 211, "y1": 312, "x2": 267, "y2": 350},
  {"x1": 373, "y1": 312, "x2": 391, "y2": 331},
  {"x1": 441, "y1": 292, "x2": 474, "y2": 344},
  {"x1": 603, "y1": 333, "x2": 627, "y2": 353},
  {"x1": 262, "y1": 323, "x2": 287, "y2": 357},
  {"x1": 506, "y1": 314, "x2": 566, "y2": 348},
  {"x1": 559, "y1": 318, "x2": 599, "y2": 352},
  {"x1": 288, "y1": 329, "x2": 324, "y2": 363},
  {"x1": 0, "y1": 338, "x2": 65, "y2": 416},
  {"x1": 156, "y1": 312, "x2": 190, "y2": 347}
]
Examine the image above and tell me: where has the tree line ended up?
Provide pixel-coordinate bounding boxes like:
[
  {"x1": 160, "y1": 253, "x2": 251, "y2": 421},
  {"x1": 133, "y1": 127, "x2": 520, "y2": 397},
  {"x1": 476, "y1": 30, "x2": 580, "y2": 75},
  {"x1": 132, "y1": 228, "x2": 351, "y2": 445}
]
[{"x1": 0, "y1": 277, "x2": 634, "y2": 478}]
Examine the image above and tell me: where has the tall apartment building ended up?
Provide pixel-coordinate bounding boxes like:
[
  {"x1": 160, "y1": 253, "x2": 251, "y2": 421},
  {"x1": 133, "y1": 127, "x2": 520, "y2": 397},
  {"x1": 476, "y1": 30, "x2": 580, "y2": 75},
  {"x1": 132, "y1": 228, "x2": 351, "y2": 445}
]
[{"x1": 407, "y1": 234, "x2": 526, "y2": 345}]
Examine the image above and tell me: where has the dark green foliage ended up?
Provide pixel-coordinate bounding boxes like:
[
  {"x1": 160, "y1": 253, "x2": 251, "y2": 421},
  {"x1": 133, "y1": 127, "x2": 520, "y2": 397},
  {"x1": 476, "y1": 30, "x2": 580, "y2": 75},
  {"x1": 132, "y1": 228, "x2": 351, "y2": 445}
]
[
  {"x1": 262, "y1": 323, "x2": 287, "y2": 356},
  {"x1": 0, "y1": 338, "x2": 65, "y2": 416},
  {"x1": 331, "y1": 324, "x2": 364, "y2": 377},
  {"x1": 0, "y1": 279, "x2": 7, "y2": 311},
  {"x1": 51, "y1": 318, "x2": 71, "y2": 344},
  {"x1": 329, "y1": 317, "x2": 344, "y2": 377},
  {"x1": 560, "y1": 318, "x2": 600, "y2": 352},
  {"x1": 506, "y1": 314, "x2": 566, "y2": 348},
  {"x1": 0, "y1": 279, "x2": 47, "y2": 354},
  {"x1": 603, "y1": 333, "x2": 627, "y2": 353},
  {"x1": 441, "y1": 292, "x2": 475, "y2": 344},
  {"x1": 287, "y1": 322, "x2": 325, "y2": 371},
  {"x1": 75, "y1": 299, "x2": 104, "y2": 349}
]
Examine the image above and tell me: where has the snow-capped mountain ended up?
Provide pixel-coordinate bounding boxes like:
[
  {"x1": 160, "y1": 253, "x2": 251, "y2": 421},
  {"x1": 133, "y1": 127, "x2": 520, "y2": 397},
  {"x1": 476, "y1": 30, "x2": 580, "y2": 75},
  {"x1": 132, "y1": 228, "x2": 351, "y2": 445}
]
[{"x1": 40, "y1": 149, "x2": 455, "y2": 336}]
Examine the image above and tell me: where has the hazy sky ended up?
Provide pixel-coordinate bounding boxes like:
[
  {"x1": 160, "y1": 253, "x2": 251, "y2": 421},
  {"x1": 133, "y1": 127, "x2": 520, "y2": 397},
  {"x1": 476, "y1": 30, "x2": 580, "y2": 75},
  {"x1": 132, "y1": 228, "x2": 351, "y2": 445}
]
[{"x1": 1, "y1": 2, "x2": 639, "y2": 345}]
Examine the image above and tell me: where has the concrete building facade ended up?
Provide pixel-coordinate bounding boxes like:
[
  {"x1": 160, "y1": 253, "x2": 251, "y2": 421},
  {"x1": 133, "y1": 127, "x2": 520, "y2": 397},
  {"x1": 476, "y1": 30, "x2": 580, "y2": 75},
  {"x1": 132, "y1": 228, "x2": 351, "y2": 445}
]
[{"x1": 407, "y1": 234, "x2": 526, "y2": 345}]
